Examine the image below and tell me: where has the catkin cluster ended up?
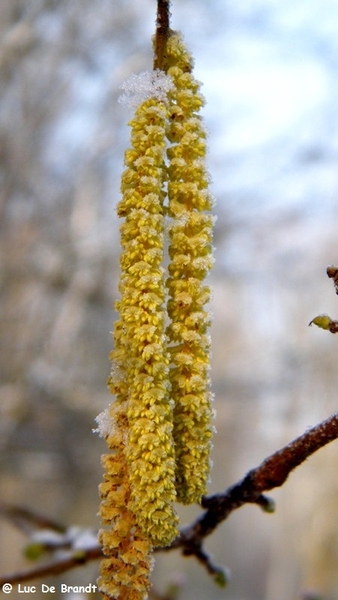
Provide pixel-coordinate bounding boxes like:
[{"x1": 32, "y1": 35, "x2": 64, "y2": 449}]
[{"x1": 97, "y1": 31, "x2": 215, "y2": 600}]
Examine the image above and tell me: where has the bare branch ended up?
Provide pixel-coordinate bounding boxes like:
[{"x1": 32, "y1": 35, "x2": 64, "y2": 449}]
[
  {"x1": 0, "y1": 505, "x2": 66, "y2": 536},
  {"x1": 153, "y1": 0, "x2": 171, "y2": 70},
  {"x1": 164, "y1": 411, "x2": 338, "y2": 558},
  {"x1": 0, "y1": 547, "x2": 102, "y2": 587},
  {"x1": 2, "y1": 412, "x2": 338, "y2": 586}
]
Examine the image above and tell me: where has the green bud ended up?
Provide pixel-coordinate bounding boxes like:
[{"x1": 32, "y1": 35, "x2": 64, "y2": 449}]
[
  {"x1": 213, "y1": 566, "x2": 230, "y2": 588},
  {"x1": 24, "y1": 542, "x2": 46, "y2": 561},
  {"x1": 260, "y1": 497, "x2": 276, "y2": 514},
  {"x1": 308, "y1": 314, "x2": 332, "y2": 330}
]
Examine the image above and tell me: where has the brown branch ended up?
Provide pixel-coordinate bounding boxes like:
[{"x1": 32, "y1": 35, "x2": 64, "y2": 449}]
[
  {"x1": 153, "y1": 0, "x2": 171, "y2": 70},
  {"x1": 2, "y1": 412, "x2": 338, "y2": 586},
  {"x1": 309, "y1": 266, "x2": 338, "y2": 332},
  {"x1": 163, "y1": 411, "x2": 338, "y2": 559},
  {"x1": 0, "y1": 547, "x2": 102, "y2": 587},
  {"x1": 0, "y1": 505, "x2": 66, "y2": 536},
  {"x1": 327, "y1": 264, "x2": 338, "y2": 295}
]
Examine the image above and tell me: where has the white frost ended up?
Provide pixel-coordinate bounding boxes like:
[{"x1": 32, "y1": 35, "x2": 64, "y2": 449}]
[
  {"x1": 93, "y1": 407, "x2": 114, "y2": 438},
  {"x1": 67, "y1": 526, "x2": 99, "y2": 550},
  {"x1": 119, "y1": 70, "x2": 174, "y2": 109}
]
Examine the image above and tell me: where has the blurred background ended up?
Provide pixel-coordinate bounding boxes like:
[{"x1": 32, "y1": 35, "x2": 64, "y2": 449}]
[{"x1": 1, "y1": 1, "x2": 338, "y2": 599}]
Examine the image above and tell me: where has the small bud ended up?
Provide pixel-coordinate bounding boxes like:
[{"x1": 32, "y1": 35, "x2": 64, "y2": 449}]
[
  {"x1": 213, "y1": 566, "x2": 230, "y2": 588},
  {"x1": 24, "y1": 542, "x2": 46, "y2": 561},
  {"x1": 326, "y1": 265, "x2": 338, "y2": 279},
  {"x1": 260, "y1": 497, "x2": 276, "y2": 514},
  {"x1": 308, "y1": 314, "x2": 332, "y2": 330},
  {"x1": 327, "y1": 265, "x2": 338, "y2": 295}
]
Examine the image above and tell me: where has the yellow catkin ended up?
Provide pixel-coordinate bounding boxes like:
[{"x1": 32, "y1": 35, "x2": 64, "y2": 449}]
[
  {"x1": 98, "y1": 401, "x2": 153, "y2": 600},
  {"x1": 164, "y1": 32, "x2": 215, "y2": 504},
  {"x1": 112, "y1": 95, "x2": 178, "y2": 546},
  {"x1": 97, "y1": 79, "x2": 179, "y2": 599},
  {"x1": 97, "y1": 31, "x2": 216, "y2": 599}
]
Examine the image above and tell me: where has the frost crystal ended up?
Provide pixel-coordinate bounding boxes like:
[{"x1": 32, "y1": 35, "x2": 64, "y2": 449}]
[
  {"x1": 67, "y1": 526, "x2": 99, "y2": 550},
  {"x1": 93, "y1": 407, "x2": 114, "y2": 438},
  {"x1": 119, "y1": 70, "x2": 174, "y2": 109}
]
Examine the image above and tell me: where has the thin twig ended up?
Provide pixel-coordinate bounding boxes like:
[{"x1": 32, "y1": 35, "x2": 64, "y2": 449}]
[
  {"x1": 165, "y1": 411, "x2": 338, "y2": 556},
  {"x1": 0, "y1": 547, "x2": 102, "y2": 587},
  {"x1": 2, "y1": 412, "x2": 338, "y2": 585},
  {"x1": 153, "y1": 0, "x2": 171, "y2": 70},
  {"x1": 0, "y1": 505, "x2": 66, "y2": 536}
]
